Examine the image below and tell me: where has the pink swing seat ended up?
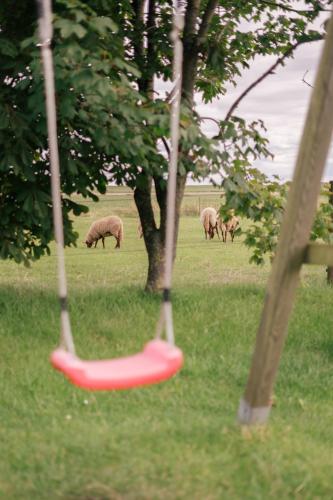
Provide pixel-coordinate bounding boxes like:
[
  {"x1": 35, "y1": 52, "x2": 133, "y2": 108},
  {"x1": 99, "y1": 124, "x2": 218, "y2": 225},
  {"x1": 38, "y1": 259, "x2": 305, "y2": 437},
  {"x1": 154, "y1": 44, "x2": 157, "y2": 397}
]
[{"x1": 51, "y1": 339, "x2": 183, "y2": 390}]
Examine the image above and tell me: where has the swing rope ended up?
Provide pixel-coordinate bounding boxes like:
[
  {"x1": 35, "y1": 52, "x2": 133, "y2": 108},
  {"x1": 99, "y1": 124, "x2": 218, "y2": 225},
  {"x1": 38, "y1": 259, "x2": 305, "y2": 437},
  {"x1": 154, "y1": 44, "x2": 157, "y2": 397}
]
[
  {"x1": 37, "y1": 0, "x2": 184, "y2": 389},
  {"x1": 155, "y1": 1, "x2": 183, "y2": 345},
  {"x1": 37, "y1": 0, "x2": 75, "y2": 355}
]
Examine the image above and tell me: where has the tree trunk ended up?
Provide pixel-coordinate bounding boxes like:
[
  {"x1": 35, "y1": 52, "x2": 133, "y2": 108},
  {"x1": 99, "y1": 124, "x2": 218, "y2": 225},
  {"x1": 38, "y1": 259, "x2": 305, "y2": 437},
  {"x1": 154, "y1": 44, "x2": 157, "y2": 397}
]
[
  {"x1": 145, "y1": 230, "x2": 165, "y2": 292},
  {"x1": 134, "y1": 173, "x2": 186, "y2": 292}
]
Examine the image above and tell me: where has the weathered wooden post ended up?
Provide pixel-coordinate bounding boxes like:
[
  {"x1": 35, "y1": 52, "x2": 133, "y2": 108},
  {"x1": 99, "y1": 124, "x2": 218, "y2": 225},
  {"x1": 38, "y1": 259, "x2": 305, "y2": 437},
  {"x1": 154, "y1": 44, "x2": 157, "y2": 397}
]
[
  {"x1": 327, "y1": 180, "x2": 333, "y2": 284},
  {"x1": 238, "y1": 11, "x2": 333, "y2": 425}
]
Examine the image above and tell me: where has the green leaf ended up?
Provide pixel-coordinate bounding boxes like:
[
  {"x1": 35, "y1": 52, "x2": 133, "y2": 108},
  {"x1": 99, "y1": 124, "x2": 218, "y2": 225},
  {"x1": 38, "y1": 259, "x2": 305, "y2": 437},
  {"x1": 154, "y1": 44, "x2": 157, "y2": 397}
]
[
  {"x1": 55, "y1": 19, "x2": 87, "y2": 39},
  {"x1": 90, "y1": 16, "x2": 118, "y2": 34},
  {"x1": 0, "y1": 39, "x2": 18, "y2": 58}
]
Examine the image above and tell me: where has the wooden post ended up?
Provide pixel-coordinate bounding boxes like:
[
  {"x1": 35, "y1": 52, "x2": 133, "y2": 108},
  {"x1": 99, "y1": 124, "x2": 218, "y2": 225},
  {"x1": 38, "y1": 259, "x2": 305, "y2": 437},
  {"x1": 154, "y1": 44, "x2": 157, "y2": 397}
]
[
  {"x1": 327, "y1": 180, "x2": 333, "y2": 284},
  {"x1": 238, "y1": 11, "x2": 333, "y2": 425}
]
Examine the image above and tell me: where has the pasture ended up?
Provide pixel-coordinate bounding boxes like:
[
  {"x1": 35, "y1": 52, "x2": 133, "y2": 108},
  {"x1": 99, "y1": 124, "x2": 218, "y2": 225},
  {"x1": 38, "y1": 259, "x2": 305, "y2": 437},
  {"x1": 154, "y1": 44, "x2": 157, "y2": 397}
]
[{"x1": 1, "y1": 186, "x2": 333, "y2": 499}]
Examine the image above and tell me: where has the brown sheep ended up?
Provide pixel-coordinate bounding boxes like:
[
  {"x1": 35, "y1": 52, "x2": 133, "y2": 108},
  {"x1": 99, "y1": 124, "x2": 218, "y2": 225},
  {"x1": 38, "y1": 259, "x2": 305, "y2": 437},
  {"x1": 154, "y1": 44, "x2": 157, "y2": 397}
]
[
  {"x1": 200, "y1": 207, "x2": 220, "y2": 240},
  {"x1": 218, "y1": 215, "x2": 239, "y2": 243},
  {"x1": 85, "y1": 215, "x2": 123, "y2": 249}
]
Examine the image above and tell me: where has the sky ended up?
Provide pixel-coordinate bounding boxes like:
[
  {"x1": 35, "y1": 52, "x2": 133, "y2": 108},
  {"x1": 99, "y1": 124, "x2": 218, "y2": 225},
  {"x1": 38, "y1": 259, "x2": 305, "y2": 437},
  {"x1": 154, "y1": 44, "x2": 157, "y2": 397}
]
[{"x1": 196, "y1": 38, "x2": 333, "y2": 182}]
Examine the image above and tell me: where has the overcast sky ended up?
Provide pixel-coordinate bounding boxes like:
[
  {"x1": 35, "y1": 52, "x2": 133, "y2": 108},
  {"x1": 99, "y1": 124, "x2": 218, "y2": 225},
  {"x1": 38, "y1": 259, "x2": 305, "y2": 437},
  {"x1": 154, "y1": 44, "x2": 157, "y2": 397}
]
[{"x1": 196, "y1": 38, "x2": 333, "y2": 182}]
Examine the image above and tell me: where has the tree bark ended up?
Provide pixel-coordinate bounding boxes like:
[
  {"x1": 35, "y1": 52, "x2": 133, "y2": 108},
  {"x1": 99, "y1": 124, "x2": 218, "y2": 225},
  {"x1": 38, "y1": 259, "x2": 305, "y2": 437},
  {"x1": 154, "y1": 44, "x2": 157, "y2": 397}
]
[
  {"x1": 182, "y1": 0, "x2": 200, "y2": 105},
  {"x1": 143, "y1": 227, "x2": 165, "y2": 293}
]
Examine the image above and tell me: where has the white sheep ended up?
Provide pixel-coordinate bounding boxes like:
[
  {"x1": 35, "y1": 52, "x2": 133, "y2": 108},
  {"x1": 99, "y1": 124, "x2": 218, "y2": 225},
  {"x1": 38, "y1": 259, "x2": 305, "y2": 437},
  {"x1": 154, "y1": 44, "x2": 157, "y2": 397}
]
[
  {"x1": 200, "y1": 207, "x2": 220, "y2": 240},
  {"x1": 85, "y1": 215, "x2": 124, "y2": 249}
]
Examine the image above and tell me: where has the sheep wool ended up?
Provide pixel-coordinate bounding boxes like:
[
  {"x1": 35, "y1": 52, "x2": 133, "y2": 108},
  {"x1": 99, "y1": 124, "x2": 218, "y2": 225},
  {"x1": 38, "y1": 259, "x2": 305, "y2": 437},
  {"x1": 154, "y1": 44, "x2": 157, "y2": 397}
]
[
  {"x1": 200, "y1": 207, "x2": 219, "y2": 240},
  {"x1": 85, "y1": 215, "x2": 124, "y2": 249},
  {"x1": 219, "y1": 215, "x2": 239, "y2": 243}
]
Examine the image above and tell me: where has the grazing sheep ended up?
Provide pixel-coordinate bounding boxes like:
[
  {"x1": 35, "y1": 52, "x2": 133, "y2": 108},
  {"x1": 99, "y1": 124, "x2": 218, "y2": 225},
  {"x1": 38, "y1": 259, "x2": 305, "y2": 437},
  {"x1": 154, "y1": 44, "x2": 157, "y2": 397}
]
[
  {"x1": 85, "y1": 215, "x2": 123, "y2": 249},
  {"x1": 219, "y1": 214, "x2": 239, "y2": 243},
  {"x1": 200, "y1": 207, "x2": 220, "y2": 240}
]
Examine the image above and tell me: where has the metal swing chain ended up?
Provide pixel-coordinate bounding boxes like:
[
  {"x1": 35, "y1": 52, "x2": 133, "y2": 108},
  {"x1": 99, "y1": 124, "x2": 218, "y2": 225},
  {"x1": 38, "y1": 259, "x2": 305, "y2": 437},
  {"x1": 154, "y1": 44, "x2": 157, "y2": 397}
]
[
  {"x1": 156, "y1": 1, "x2": 184, "y2": 345},
  {"x1": 37, "y1": 0, "x2": 75, "y2": 354}
]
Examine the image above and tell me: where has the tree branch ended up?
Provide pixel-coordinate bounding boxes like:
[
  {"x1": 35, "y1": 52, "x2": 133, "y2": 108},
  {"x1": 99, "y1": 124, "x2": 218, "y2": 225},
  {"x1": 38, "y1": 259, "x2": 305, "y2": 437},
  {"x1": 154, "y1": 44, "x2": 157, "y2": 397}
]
[
  {"x1": 132, "y1": 0, "x2": 145, "y2": 91},
  {"x1": 146, "y1": 0, "x2": 156, "y2": 97},
  {"x1": 154, "y1": 175, "x2": 167, "y2": 235},
  {"x1": 183, "y1": 0, "x2": 201, "y2": 40},
  {"x1": 197, "y1": 0, "x2": 219, "y2": 44},
  {"x1": 161, "y1": 136, "x2": 171, "y2": 158},
  {"x1": 134, "y1": 173, "x2": 157, "y2": 232},
  {"x1": 302, "y1": 69, "x2": 314, "y2": 88},
  {"x1": 182, "y1": 0, "x2": 201, "y2": 103},
  {"x1": 224, "y1": 40, "x2": 317, "y2": 121},
  {"x1": 199, "y1": 116, "x2": 220, "y2": 125}
]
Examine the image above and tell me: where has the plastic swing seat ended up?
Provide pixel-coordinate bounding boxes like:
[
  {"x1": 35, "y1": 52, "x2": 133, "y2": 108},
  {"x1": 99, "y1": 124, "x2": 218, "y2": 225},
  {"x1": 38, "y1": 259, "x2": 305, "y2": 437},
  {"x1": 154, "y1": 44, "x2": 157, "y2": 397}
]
[
  {"x1": 39, "y1": 0, "x2": 184, "y2": 394},
  {"x1": 51, "y1": 339, "x2": 183, "y2": 390}
]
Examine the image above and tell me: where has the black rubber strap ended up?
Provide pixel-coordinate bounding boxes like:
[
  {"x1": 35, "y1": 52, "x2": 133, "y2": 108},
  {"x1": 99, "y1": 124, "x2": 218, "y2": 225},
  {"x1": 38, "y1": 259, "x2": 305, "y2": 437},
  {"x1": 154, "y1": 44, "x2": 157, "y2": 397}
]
[
  {"x1": 59, "y1": 296, "x2": 68, "y2": 311},
  {"x1": 163, "y1": 288, "x2": 171, "y2": 302}
]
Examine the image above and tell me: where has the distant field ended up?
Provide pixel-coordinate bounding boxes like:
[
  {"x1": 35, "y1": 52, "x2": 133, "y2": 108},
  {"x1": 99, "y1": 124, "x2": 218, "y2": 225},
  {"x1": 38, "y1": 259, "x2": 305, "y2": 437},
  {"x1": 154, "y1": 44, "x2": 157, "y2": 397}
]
[
  {"x1": 1, "y1": 186, "x2": 333, "y2": 499},
  {"x1": 72, "y1": 184, "x2": 224, "y2": 218},
  {"x1": 73, "y1": 183, "x2": 332, "y2": 219}
]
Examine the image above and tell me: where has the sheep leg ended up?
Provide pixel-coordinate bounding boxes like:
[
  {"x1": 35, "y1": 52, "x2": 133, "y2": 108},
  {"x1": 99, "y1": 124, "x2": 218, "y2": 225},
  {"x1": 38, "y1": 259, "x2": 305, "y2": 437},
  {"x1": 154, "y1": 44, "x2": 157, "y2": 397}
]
[
  {"x1": 102, "y1": 237, "x2": 105, "y2": 249},
  {"x1": 94, "y1": 240, "x2": 98, "y2": 248},
  {"x1": 115, "y1": 237, "x2": 120, "y2": 249},
  {"x1": 231, "y1": 230, "x2": 235, "y2": 242}
]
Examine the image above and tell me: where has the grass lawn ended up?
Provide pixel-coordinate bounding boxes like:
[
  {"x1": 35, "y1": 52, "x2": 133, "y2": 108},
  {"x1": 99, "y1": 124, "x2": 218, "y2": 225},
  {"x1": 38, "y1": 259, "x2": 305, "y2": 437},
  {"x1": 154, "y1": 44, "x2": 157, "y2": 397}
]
[{"x1": 1, "y1": 189, "x2": 333, "y2": 499}]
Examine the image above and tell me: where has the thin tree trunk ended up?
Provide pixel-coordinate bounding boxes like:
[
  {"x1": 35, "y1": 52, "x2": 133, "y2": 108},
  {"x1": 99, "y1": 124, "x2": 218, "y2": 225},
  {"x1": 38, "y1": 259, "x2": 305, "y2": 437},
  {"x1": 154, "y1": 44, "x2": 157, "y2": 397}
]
[
  {"x1": 134, "y1": 173, "x2": 186, "y2": 292},
  {"x1": 145, "y1": 231, "x2": 165, "y2": 292}
]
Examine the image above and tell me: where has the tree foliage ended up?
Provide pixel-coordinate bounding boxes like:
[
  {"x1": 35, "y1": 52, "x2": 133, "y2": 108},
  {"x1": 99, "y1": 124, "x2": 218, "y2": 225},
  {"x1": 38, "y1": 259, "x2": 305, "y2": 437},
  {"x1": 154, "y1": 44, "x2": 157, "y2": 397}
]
[
  {"x1": 1, "y1": 1, "x2": 144, "y2": 262},
  {"x1": 221, "y1": 170, "x2": 333, "y2": 264}
]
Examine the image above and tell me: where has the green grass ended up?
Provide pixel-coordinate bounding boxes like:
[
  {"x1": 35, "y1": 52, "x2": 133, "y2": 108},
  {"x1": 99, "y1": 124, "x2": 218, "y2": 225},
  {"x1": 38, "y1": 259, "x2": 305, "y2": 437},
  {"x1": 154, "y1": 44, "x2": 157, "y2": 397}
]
[{"x1": 1, "y1": 188, "x2": 333, "y2": 499}]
